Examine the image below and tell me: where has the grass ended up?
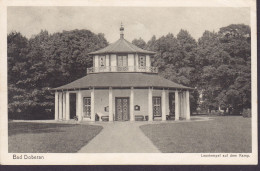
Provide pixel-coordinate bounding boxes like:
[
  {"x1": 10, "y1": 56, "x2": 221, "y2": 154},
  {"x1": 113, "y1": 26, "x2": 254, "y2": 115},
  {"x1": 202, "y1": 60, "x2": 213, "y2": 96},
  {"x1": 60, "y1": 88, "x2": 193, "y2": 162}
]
[
  {"x1": 8, "y1": 122, "x2": 103, "y2": 153},
  {"x1": 140, "y1": 116, "x2": 251, "y2": 153}
]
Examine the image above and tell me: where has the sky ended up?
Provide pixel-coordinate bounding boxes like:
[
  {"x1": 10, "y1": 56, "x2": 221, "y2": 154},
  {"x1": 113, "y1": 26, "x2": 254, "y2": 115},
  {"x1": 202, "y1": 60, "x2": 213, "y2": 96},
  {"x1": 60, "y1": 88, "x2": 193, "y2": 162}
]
[{"x1": 7, "y1": 7, "x2": 250, "y2": 43}]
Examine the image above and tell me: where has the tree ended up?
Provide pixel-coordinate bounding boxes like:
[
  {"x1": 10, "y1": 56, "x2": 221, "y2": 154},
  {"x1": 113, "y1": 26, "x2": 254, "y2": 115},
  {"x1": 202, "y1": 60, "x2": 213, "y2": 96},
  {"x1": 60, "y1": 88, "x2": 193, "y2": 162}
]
[
  {"x1": 145, "y1": 32, "x2": 199, "y2": 114},
  {"x1": 132, "y1": 37, "x2": 146, "y2": 49},
  {"x1": 8, "y1": 24, "x2": 251, "y2": 118},
  {"x1": 43, "y1": 30, "x2": 108, "y2": 88},
  {"x1": 145, "y1": 35, "x2": 157, "y2": 51},
  {"x1": 8, "y1": 29, "x2": 109, "y2": 119},
  {"x1": 8, "y1": 32, "x2": 30, "y2": 116},
  {"x1": 197, "y1": 24, "x2": 251, "y2": 114}
]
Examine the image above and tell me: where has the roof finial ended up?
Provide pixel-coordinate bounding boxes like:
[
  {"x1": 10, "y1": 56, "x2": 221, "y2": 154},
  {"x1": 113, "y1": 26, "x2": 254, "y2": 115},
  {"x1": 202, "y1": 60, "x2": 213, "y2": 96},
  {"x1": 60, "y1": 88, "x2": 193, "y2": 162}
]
[{"x1": 120, "y1": 22, "x2": 124, "y2": 39}]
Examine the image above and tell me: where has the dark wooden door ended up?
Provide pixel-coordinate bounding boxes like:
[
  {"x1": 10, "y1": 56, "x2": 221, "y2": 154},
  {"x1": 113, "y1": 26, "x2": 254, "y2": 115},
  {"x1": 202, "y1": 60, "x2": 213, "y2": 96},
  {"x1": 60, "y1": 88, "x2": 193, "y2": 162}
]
[
  {"x1": 70, "y1": 93, "x2": 76, "y2": 119},
  {"x1": 153, "y1": 97, "x2": 162, "y2": 118},
  {"x1": 115, "y1": 97, "x2": 129, "y2": 121}
]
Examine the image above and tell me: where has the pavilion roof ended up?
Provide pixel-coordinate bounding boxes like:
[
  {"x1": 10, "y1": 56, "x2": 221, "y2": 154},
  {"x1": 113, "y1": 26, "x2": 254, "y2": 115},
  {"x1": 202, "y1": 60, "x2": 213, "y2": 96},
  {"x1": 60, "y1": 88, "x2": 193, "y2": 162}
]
[
  {"x1": 53, "y1": 73, "x2": 193, "y2": 90},
  {"x1": 88, "y1": 38, "x2": 156, "y2": 55}
]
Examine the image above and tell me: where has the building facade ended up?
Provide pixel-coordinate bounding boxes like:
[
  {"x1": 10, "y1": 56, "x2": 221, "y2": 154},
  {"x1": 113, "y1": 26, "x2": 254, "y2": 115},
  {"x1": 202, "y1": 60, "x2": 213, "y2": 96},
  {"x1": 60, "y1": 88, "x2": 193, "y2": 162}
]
[{"x1": 53, "y1": 25, "x2": 192, "y2": 122}]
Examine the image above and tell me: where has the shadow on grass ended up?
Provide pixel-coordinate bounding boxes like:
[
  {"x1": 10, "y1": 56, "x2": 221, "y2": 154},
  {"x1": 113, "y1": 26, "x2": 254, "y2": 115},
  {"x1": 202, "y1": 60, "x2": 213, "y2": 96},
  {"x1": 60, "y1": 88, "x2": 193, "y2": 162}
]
[
  {"x1": 8, "y1": 122, "x2": 76, "y2": 136},
  {"x1": 8, "y1": 122, "x2": 103, "y2": 153}
]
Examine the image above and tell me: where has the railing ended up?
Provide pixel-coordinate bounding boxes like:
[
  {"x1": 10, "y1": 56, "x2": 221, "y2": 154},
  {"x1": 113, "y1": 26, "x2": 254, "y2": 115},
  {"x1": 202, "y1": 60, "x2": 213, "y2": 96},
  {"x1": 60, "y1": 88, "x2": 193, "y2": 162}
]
[{"x1": 86, "y1": 66, "x2": 158, "y2": 74}]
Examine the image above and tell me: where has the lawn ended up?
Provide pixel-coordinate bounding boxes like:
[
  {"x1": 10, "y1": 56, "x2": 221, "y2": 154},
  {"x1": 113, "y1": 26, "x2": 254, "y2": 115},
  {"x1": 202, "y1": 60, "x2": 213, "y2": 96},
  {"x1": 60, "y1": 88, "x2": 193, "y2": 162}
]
[
  {"x1": 140, "y1": 116, "x2": 251, "y2": 153},
  {"x1": 8, "y1": 122, "x2": 103, "y2": 153}
]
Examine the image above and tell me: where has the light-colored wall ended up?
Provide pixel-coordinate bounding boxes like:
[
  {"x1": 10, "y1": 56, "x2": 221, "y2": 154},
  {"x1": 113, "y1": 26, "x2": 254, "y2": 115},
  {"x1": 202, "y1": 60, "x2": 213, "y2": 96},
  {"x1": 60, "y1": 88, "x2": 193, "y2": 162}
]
[
  {"x1": 135, "y1": 54, "x2": 139, "y2": 67},
  {"x1": 94, "y1": 55, "x2": 99, "y2": 67},
  {"x1": 166, "y1": 90, "x2": 170, "y2": 115},
  {"x1": 106, "y1": 55, "x2": 110, "y2": 67},
  {"x1": 81, "y1": 90, "x2": 110, "y2": 116},
  {"x1": 68, "y1": 89, "x2": 172, "y2": 120},
  {"x1": 179, "y1": 92, "x2": 186, "y2": 118},
  {"x1": 94, "y1": 90, "x2": 109, "y2": 115},
  {"x1": 133, "y1": 89, "x2": 148, "y2": 116},
  {"x1": 93, "y1": 53, "x2": 151, "y2": 69},
  {"x1": 78, "y1": 89, "x2": 169, "y2": 119},
  {"x1": 152, "y1": 89, "x2": 162, "y2": 96},
  {"x1": 81, "y1": 90, "x2": 91, "y2": 97},
  {"x1": 128, "y1": 54, "x2": 135, "y2": 66},
  {"x1": 146, "y1": 55, "x2": 151, "y2": 67},
  {"x1": 77, "y1": 89, "x2": 170, "y2": 120},
  {"x1": 111, "y1": 54, "x2": 117, "y2": 66}
]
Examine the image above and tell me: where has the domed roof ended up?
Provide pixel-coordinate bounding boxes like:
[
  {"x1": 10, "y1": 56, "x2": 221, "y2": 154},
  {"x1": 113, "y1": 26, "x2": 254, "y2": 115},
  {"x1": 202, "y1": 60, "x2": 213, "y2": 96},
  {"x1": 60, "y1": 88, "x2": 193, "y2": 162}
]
[{"x1": 88, "y1": 38, "x2": 156, "y2": 55}]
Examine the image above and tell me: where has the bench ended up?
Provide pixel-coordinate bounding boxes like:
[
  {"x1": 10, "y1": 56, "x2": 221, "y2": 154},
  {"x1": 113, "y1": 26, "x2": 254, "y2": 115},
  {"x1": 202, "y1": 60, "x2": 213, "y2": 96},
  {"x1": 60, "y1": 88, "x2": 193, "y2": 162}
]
[
  {"x1": 166, "y1": 115, "x2": 175, "y2": 120},
  {"x1": 135, "y1": 115, "x2": 144, "y2": 121},
  {"x1": 101, "y1": 116, "x2": 109, "y2": 121}
]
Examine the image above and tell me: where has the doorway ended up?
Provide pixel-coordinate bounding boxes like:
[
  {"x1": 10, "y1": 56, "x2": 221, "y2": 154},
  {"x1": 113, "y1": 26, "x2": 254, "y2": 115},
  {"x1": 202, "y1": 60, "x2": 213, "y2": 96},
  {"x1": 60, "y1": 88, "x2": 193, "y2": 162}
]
[
  {"x1": 70, "y1": 93, "x2": 76, "y2": 119},
  {"x1": 115, "y1": 97, "x2": 130, "y2": 121},
  {"x1": 169, "y1": 92, "x2": 175, "y2": 116}
]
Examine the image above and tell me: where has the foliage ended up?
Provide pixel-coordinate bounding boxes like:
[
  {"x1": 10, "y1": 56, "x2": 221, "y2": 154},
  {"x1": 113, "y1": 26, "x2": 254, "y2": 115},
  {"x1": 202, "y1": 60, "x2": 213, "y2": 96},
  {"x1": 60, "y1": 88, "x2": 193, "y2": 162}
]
[
  {"x1": 197, "y1": 24, "x2": 251, "y2": 113},
  {"x1": 143, "y1": 31, "x2": 199, "y2": 114},
  {"x1": 8, "y1": 32, "x2": 30, "y2": 114},
  {"x1": 8, "y1": 30, "x2": 108, "y2": 119},
  {"x1": 132, "y1": 37, "x2": 146, "y2": 49},
  {"x1": 8, "y1": 24, "x2": 251, "y2": 118},
  {"x1": 242, "y1": 109, "x2": 251, "y2": 118},
  {"x1": 140, "y1": 24, "x2": 250, "y2": 114}
]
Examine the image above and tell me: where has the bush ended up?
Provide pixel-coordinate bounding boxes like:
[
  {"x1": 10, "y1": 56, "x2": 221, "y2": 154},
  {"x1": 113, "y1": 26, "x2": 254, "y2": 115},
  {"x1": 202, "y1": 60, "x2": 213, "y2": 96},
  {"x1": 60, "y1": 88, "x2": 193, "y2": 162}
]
[
  {"x1": 8, "y1": 106, "x2": 54, "y2": 120},
  {"x1": 242, "y1": 109, "x2": 251, "y2": 118},
  {"x1": 209, "y1": 110, "x2": 225, "y2": 116}
]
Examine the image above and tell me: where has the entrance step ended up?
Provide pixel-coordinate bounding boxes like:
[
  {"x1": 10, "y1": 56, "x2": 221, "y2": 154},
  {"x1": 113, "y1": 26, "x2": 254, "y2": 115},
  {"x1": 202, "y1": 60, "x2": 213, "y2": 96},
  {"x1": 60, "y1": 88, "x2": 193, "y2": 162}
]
[{"x1": 153, "y1": 117, "x2": 162, "y2": 121}]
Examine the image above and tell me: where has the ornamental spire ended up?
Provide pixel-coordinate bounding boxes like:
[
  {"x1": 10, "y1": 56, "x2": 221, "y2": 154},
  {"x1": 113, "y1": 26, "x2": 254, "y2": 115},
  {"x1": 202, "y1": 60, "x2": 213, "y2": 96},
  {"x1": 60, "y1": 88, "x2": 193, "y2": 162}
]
[{"x1": 120, "y1": 22, "x2": 124, "y2": 39}]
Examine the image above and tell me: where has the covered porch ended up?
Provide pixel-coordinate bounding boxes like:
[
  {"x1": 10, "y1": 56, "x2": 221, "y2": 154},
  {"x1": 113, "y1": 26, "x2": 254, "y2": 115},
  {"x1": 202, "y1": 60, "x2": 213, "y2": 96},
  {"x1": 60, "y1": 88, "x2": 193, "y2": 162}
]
[{"x1": 54, "y1": 87, "x2": 191, "y2": 122}]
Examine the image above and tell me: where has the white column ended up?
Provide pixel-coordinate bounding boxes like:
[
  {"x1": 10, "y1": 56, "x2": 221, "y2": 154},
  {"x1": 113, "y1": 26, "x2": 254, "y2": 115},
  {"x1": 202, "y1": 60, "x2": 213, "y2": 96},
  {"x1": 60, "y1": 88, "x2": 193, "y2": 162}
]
[
  {"x1": 55, "y1": 92, "x2": 59, "y2": 120},
  {"x1": 130, "y1": 87, "x2": 134, "y2": 121},
  {"x1": 58, "y1": 92, "x2": 63, "y2": 120},
  {"x1": 179, "y1": 92, "x2": 182, "y2": 118},
  {"x1": 136, "y1": 54, "x2": 139, "y2": 68},
  {"x1": 77, "y1": 91, "x2": 82, "y2": 121},
  {"x1": 94, "y1": 55, "x2": 99, "y2": 67},
  {"x1": 182, "y1": 92, "x2": 186, "y2": 119},
  {"x1": 65, "y1": 91, "x2": 70, "y2": 120},
  {"x1": 186, "y1": 90, "x2": 191, "y2": 120},
  {"x1": 106, "y1": 54, "x2": 110, "y2": 67},
  {"x1": 128, "y1": 54, "x2": 135, "y2": 71},
  {"x1": 175, "y1": 91, "x2": 179, "y2": 121},
  {"x1": 166, "y1": 90, "x2": 169, "y2": 118},
  {"x1": 109, "y1": 87, "x2": 113, "y2": 122},
  {"x1": 146, "y1": 55, "x2": 150, "y2": 67},
  {"x1": 148, "y1": 88, "x2": 153, "y2": 121},
  {"x1": 162, "y1": 89, "x2": 166, "y2": 121},
  {"x1": 62, "y1": 92, "x2": 66, "y2": 120},
  {"x1": 91, "y1": 88, "x2": 95, "y2": 122}
]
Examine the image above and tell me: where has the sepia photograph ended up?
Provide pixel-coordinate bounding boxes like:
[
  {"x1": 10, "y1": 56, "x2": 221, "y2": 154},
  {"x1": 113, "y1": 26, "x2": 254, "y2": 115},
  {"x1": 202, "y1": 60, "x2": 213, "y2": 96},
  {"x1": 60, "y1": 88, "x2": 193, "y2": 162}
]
[{"x1": 0, "y1": 0, "x2": 257, "y2": 165}]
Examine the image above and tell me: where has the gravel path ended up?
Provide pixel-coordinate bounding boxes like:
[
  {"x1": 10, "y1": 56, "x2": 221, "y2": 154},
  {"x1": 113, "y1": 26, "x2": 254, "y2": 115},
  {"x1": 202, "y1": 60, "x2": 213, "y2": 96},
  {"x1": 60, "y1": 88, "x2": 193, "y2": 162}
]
[{"x1": 77, "y1": 122, "x2": 160, "y2": 153}]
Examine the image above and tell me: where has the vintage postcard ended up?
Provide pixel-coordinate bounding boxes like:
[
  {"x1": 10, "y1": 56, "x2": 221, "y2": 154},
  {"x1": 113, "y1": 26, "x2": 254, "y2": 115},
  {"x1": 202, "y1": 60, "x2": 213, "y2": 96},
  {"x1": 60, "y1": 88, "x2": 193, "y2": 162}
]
[{"x1": 0, "y1": 0, "x2": 257, "y2": 165}]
